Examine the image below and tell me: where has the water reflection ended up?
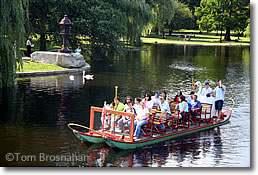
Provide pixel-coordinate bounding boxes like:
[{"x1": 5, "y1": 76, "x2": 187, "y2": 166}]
[{"x1": 0, "y1": 44, "x2": 250, "y2": 167}]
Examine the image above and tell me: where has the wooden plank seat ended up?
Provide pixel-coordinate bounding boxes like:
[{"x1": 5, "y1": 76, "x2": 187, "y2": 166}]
[
  {"x1": 151, "y1": 111, "x2": 167, "y2": 135},
  {"x1": 190, "y1": 107, "x2": 202, "y2": 126},
  {"x1": 201, "y1": 103, "x2": 212, "y2": 123}
]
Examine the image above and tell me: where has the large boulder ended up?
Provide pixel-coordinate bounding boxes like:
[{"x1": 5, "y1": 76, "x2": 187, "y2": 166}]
[{"x1": 31, "y1": 51, "x2": 86, "y2": 68}]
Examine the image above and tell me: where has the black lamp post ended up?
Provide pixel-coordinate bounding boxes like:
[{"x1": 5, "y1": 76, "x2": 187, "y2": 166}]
[{"x1": 59, "y1": 15, "x2": 72, "y2": 53}]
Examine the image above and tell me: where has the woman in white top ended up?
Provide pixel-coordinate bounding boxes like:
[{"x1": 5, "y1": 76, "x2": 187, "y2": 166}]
[
  {"x1": 143, "y1": 93, "x2": 153, "y2": 110},
  {"x1": 128, "y1": 102, "x2": 149, "y2": 138},
  {"x1": 133, "y1": 97, "x2": 142, "y2": 114}
]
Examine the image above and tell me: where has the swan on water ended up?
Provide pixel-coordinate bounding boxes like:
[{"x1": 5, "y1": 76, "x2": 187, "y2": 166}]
[
  {"x1": 82, "y1": 71, "x2": 94, "y2": 80},
  {"x1": 69, "y1": 75, "x2": 74, "y2": 81}
]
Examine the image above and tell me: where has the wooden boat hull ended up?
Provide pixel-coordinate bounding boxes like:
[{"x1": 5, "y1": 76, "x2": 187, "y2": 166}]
[
  {"x1": 73, "y1": 131, "x2": 104, "y2": 144},
  {"x1": 103, "y1": 110, "x2": 232, "y2": 150}
]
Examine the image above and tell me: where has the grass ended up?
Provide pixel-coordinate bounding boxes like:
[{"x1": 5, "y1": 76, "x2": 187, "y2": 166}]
[
  {"x1": 142, "y1": 30, "x2": 250, "y2": 46},
  {"x1": 17, "y1": 62, "x2": 68, "y2": 73}
]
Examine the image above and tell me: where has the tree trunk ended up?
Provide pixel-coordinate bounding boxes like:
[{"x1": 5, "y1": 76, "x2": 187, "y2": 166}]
[
  {"x1": 168, "y1": 28, "x2": 172, "y2": 36},
  {"x1": 40, "y1": 33, "x2": 46, "y2": 51},
  {"x1": 224, "y1": 28, "x2": 231, "y2": 41},
  {"x1": 161, "y1": 29, "x2": 165, "y2": 39},
  {"x1": 224, "y1": 0, "x2": 232, "y2": 41}
]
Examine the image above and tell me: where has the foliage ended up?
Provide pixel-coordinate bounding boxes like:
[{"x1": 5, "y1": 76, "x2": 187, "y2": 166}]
[
  {"x1": 195, "y1": 0, "x2": 250, "y2": 40},
  {"x1": 0, "y1": 0, "x2": 28, "y2": 87},
  {"x1": 166, "y1": 0, "x2": 195, "y2": 33},
  {"x1": 146, "y1": 0, "x2": 175, "y2": 38}
]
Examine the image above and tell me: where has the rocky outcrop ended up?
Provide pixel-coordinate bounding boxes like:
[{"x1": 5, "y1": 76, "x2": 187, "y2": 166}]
[{"x1": 31, "y1": 51, "x2": 86, "y2": 68}]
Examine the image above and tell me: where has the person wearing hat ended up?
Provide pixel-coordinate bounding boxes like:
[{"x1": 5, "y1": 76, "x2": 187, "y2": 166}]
[
  {"x1": 151, "y1": 90, "x2": 161, "y2": 109},
  {"x1": 201, "y1": 81, "x2": 212, "y2": 97}
]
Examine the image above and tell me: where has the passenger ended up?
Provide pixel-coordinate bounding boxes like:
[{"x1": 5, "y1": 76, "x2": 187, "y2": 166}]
[
  {"x1": 118, "y1": 102, "x2": 136, "y2": 133},
  {"x1": 128, "y1": 102, "x2": 149, "y2": 138},
  {"x1": 208, "y1": 80, "x2": 226, "y2": 120},
  {"x1": 158, "y1": 96, "x2": 171, "y2": 130},
  {"x1": 143, "y1": 93, "x2": 153, "y2": 110},
  {"x1": 159, "y1": 96, "x2": 171, "y2": 119},
  {"x1": 110, "y1": 97, "x2": 125, "y2": 133},
  {"x1": 123, "y1": 96, "x2": 133, "y2": 107},
  {"x1": 187, "y1": 91, "x2": 195, "y2": 103},
  {"x1": 101, "y1": 101, "x2": 114, "y2": 129},
  {"x1": 178, "y1": 95, "x2": 189, "y2": 118},
  {"x1": 133, "y1": 97, "x2": 142, "y2": 114},
  {"x1": 174, "y1": 91, "x2": 182, "y2": 103},
  {"x1": 201, "y1": 81, "x2": 212, "y2": 96},
  {"x1": 161, "y1": 91, "x2": 172, "y2": 103},
  {"x1": 190, "y1": 95, "x2": 202, "y2": 116},
  {"x1": 151, "y1": 90, "x2": 161, "y2": 109}
]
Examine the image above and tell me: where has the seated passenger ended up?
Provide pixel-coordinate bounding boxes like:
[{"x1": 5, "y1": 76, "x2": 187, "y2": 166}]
[
  {"x1": 128, "y1": 102, "x2": 149, "y2": 138},
  {"x1": 151, "y1": 90, "x2": 161, "y2": 109},
  {"x1": 143, "y1": 93, "x2": 153, "y2": 110},
  {"x1": 133, "y1": 97, "x2": 142, "y2": 114},
  {"x1": 187, "y1": 91, "x2": 195, "y2": 103},
  {"x1": 174, "y1": 91, "x2": 182, "y2": 103},
  {"x1": 118, "y1": 102, "x2": 136, "y2": 133},
  {"x1": 110, "y1": 97, "x2": 125, "y2": 133},
  {"x1": 201, "y1": 81, "x2": 212, "y2": 97},
  {"x1": 159, "y1": 96, "x2": 171, "y2": 119},
  {"x1": 178, "y1": 95, "x2": 189, "y2": 118},
  {"x1": 190, "y1": 95, "x2": 202, "y2": 116},
  {"x1": 123, "y1": 96, "x2": 133, "y2": 108}
]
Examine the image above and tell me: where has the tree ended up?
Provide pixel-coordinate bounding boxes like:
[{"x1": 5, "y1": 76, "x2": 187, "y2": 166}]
[
  {"x1": 0, "y1": 0, "x2": 28, "y2": 87},
  {"x1": 195, "y1": 0, "x2": 250, "y2": 40},
  {"x1": 195, "y1": 0, "x2": 220, "y2": 33},
  {"x1": 147, "y1": 0, "x2": 175, "y2": 38},
  {"x1": 166, "y1": 0, "x2": 195, "y2": 34}
]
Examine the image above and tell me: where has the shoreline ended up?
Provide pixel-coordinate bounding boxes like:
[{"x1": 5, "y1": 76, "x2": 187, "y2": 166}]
[
  {"x1": 141, "y1": 38, "x2": 250, "y2": 46},
  {"x1": 16, "y1": 63, "x2": 90, "y2": 78}
]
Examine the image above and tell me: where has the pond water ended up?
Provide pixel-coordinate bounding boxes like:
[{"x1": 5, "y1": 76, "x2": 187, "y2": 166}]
[{"x1": 0, "y1": 44, "x2": 250, "y2": 167}]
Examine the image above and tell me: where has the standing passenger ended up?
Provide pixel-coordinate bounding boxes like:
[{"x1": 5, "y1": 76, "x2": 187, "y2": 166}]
[{"x1": 209, "y1": 80, "x2": 226, "y2": 120}]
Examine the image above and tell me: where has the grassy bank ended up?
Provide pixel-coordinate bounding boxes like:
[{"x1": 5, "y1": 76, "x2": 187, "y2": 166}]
[
  {"x1": 17, "y1": 62, "x2": 68, "y2": 73},
  {"x1": 142, "y1": 30, "x2": 250, "y2": 46}
]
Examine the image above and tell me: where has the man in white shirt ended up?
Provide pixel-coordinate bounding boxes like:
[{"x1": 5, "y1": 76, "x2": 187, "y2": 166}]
[
  {"x1": 201, "y1": 81, "x2": 212, "y2": 97},
  {"x1": 26, "y1": 38, "x2": 32, "y2": 57},
  {"x1": 209, "y1": 80, "x2": 226, "y2": 120},
  {"x1": 151, "y1": 90, "x2": 161, "y2": 109}
]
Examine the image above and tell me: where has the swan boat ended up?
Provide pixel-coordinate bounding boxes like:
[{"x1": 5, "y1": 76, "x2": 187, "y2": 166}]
[{"x1": 68, "y1": 104, "x2": 232, "y2": 150}]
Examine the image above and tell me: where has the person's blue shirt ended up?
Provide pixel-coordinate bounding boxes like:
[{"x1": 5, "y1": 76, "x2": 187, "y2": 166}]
[
  {"x1": 213, "y1": 85, "x2": 226, "y2": 101},
  {"x1": 75, "y1": 48, "x2": 81, "y2": 53},
  {"x1": 191, "y1": 100, "x2": 202, "y2": 109}
]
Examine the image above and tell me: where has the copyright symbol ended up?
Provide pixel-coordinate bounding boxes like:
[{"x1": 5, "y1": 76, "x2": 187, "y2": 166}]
[{"x1": 6, "y1": 153, "x2": 14, "y2": 161}]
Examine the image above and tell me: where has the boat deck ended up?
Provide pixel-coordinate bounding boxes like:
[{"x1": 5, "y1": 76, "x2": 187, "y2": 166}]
[{"x1": 99, "y1": 118, "x2": 216, "y2": 142}]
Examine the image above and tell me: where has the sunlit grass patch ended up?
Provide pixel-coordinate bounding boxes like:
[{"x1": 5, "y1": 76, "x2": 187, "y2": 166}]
[{"x1": 17, "y1": 62, "x2": 68, "y2": 72}]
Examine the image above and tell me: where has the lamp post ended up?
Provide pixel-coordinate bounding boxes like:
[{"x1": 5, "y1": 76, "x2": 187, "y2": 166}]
[{"x1": 59, "y1": 15, "x2": 72, "y2": 53}]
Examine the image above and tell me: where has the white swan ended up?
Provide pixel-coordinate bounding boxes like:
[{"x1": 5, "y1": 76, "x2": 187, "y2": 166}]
[
  {"x1": 82, "y1": 71, "x2": 94, "y2": 80},
  {"x1": 69, "y1": 75, "x2": 74, "y2": 81},
  {"x1": 194, "y1": 81, "x2": 216, "y2": 116}
]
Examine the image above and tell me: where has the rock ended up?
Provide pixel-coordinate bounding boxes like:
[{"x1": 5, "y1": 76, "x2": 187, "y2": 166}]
[{"x1": 31, "y1": 51, "x2": 86, "y2": 68}]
